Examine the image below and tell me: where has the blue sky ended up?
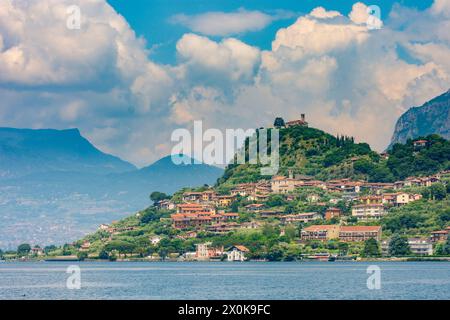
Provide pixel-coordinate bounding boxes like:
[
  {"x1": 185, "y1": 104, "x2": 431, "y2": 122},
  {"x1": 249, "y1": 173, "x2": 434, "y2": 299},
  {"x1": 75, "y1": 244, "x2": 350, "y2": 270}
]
[
  {"x1": 0, "y1": 0, "x2": 448, "y2": 166},
  {"x1": 107, "y1": 0, "x2": 434, "y2": 64}
]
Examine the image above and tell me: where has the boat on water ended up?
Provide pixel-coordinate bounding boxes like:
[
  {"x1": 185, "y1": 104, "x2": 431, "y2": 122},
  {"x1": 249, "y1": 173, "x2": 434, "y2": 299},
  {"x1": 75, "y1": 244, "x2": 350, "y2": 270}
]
[{"x1": 304, "y1": 253, "x2": 336, "y2": 261}]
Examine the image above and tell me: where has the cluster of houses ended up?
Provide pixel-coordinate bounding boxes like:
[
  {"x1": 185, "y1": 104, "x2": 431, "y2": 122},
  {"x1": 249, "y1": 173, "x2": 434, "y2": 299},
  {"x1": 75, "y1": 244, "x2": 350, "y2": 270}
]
[
  {"x1": 351, "y1": 192, "x2": 423, "y2": 220},
  {"x1": 170, "y1": 203, "x2": 239, "y2": 231},
  {"x1": 180, "y1": 243, "x2": 250, "y2": 262},
  {"x1": 163, "y1": 169, "x2": 446, "y2": 239},
  {"x1": 301, "y1": 225, "x2": 449, "y2": 256},
  {"x1": 270, "y1": 172, "x2": 441, "y2": 195}
]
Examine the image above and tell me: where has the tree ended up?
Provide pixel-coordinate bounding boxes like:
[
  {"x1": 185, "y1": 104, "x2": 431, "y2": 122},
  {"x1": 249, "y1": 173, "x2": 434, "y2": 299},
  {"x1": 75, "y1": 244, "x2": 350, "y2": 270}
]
[
  {"x1": 262, "y1": 223, "x2": 278, "y2": 239},
  {"x1": 388, "y1": 234, "x2": 411, "y2": 256},
  {"x1": 77, "y1": 251, "x2": 88, "y2": 261},
  {"x1": 284, "y1": 224, "x2": 297, "y2": 240},
  {"x1": 435, "y1": 237, "x2": 450, "y2": 256},
  {"x1": 44, "y1": 245, "x2": 57, "y2": 255},
  {"x1": 338, "y1": 242, "x2": 349, "y2": 256},
  {"x1": 284, "y1": 203, "x2": 296, "y2": 214},
  {"x1": 0, "y1": 249, "x2": 3, "y2": 259},
  {"x1": 98, "y1": 250, "x2": 109, "y2": 260},
  {"x1": 430, "y1": 183, "x2": 447, "y2": 201},
  {"x1": 158, "y1": 248, "x2": 169, "y2": 261},
  {"x1": 17, "y1": 243, "x2": 31, "y2": 256},
  {"x1": 273, "y1": 117, "x2": 285, "y2": 128},
  {"x1": 266, "y1": 194, "x2": 286, "y2": 207},
  {"x1": 230, "y1": 200, "x2": 239, "y2": 212},
  {"x1": 140, "y1": 208, "x2": 162, "y2": 224},
  {"x1": 104, "y1": 240, "x2": 136, "y2": 257},
  {"x1": 265, "y1": 246, "x2": 284, "y2": 261},
  {"x1": 150, "y1": 191, "x2": 170, "y2": 204},
  {"x1": 362, "y1": 238, "x2": 380, "y2": 257}
]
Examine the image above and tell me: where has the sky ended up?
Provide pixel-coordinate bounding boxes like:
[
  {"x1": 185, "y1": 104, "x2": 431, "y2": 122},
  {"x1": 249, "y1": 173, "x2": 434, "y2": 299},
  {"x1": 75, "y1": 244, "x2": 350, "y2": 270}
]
[{"x1": 0, "y1": 0, "x2": 449, "y2": 167}]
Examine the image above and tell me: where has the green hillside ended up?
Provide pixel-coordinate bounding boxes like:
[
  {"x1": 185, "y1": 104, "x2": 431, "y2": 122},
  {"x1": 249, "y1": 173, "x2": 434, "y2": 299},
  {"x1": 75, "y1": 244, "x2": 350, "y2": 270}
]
[{"x1": 218, "y1": 126, "x2": 450, "y2": 186}]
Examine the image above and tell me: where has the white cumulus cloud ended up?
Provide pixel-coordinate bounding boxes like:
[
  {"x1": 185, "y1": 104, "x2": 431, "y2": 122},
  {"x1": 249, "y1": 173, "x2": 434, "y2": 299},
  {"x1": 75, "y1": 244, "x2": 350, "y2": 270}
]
[{"x1": 170, "y1": 9, "x2": 274, "y2": 36}]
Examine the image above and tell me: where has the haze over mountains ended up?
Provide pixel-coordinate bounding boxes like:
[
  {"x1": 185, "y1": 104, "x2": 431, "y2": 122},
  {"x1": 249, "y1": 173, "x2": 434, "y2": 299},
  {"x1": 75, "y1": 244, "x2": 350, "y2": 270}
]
[
  {"x1": 390, "y1": 89, "x2": 450, "y2": 147},
  {"x1": 0, "y1": 128, "x2": 223, "y2": 248},
  {"x1": 2, "y1": 88, "x2": 450, "y2": 248}
]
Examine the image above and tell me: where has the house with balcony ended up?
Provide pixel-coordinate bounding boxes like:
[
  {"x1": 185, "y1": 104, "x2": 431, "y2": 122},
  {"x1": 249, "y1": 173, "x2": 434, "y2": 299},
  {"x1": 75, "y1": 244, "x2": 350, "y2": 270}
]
[
  {"x1": 281, "y1": 212, "x2": 322, "y2": 223},
  {"x1": 430, "y1": 227, "x2": 450, "y2": 243},
  {"x1": 300, "y1": 225, "x2": 340, "y2": 241},
  {"x1": 339, "y1": 226, "x2": 382, "y2": 242},
  {"x1": 325, "y1": 208, "x2": 342, "y2": 220},
  {"x1": 351, "y1": 203, "x2": 386, "y2": 220}
]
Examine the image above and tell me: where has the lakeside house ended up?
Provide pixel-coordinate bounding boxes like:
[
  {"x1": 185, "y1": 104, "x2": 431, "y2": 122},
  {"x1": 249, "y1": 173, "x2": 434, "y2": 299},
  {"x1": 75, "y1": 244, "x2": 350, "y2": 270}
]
[
  {"x1": 196, "y1": 242, "x2": 224, "y2": 261},
  {"x1": 339, "y1": 226, "x2": 382, "y2": 242},
  {"x1": 301, "y1": 225, "x2": 340, "y2": 241},
  {"x1": 301, "y1": 225, "x2": 382, "y2": 242},
  {"x1": 31, "y1": 247, "x2": 44, "y2": 256},
  {"x1": 382, "y1": 238, "x2": 433, "y2": 256},
  {"x1": 226, "y1": 245, "x2": 250, "y2": 262}
]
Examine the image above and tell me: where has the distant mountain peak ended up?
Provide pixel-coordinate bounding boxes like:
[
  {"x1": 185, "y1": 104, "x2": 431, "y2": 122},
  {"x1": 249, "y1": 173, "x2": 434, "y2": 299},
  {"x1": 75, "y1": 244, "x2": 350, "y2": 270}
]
[
  {"x1": 0, "y1": 127, "x2": 136, "y2": 178},
  {"x1": 389, "y1": 89, "x2": 450, "y2": 148}
]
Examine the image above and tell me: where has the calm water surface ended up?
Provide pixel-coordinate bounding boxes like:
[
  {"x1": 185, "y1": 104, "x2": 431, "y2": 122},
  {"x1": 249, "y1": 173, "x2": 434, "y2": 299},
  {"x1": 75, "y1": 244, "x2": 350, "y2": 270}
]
[{"x1": 0, "y1": 261, "x2": 449, "y2": 300}]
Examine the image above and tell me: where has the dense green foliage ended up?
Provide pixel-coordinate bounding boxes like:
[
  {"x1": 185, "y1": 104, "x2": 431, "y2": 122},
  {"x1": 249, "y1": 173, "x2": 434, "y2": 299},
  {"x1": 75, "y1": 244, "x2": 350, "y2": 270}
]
[
  {"x1": 435, "y1": 237, "x2": 450, "y2": 255},
  {"x1": 382, "y1": 197, "x2": 450, "y2": 235},
  {"x1": 149, "y1": 191, "x2": 170, "y2": 203},
  {"x1": 389, "y1": 234, "x2": 411, "y2": 256},
  {"x1": 17, "y1": 243, "x2": 31, "y2": 256},
  {"x1": 219, "y1": 126, "x2": 379, "y2": 185},
  {"x1": 387, "y1": 135, "x2": 450, "y2": 180},
  {"x1": 362, "y1": 238, "x2": 381, "y2": 257},
  {"x1": 218, "y1": 125, "x2": 450, "y2": 186},
  {"x1": 273, "y1": 117, "x2": 285, "y2": 128}
]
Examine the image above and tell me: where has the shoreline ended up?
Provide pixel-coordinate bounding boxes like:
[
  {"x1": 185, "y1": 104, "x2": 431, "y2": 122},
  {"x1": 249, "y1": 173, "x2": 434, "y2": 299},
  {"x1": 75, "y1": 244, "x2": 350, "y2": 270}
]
[{"x1": 2, "y1": 257, "x2": 450, "y2": 263}]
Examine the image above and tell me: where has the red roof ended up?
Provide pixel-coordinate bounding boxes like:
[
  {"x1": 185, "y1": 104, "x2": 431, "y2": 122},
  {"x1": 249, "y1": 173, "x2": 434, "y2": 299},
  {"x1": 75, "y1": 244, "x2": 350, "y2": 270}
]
[
  {"x1": 178, "y1": 203, "x2": 204, "y2": 208},
  {"x1": 303, "y1": 225, "x2": 338, "y2": 232},
  {"x1": 340, "y1": 226, "x2": 381, "y2": 232},
  {"x1": 233, "y1": 245, "x2": 249, "y2": 252}
]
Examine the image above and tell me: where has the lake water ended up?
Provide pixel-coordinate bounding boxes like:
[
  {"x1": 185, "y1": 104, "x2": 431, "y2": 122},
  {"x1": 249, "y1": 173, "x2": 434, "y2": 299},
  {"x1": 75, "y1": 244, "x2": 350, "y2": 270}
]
[{"x1": 1, "y1": 261, "x2": 449, "y2": 300}]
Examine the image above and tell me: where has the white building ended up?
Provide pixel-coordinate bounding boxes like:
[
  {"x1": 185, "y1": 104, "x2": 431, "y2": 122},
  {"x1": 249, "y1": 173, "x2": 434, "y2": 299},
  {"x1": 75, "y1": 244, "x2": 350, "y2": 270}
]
[
  {"x1": 226, "y1": 245, "x2": 249, "y2": 262},
  {"x1": 351, "y1": 204, "x2": 386, "y2": 220},
  {"x1": 407, "y1": 238, "x2": 433, "y2": 256},
  {"x1": 150, "y1": 236, "x2": 162, "y2": 245},
  {"x1": 382, "y1": 238, "x2": 433, "y2": 256}
]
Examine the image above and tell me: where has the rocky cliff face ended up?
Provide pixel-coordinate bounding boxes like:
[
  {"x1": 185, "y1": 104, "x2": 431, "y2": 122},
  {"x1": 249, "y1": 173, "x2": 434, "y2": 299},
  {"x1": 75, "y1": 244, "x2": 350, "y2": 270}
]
[{"x1": 389, "y1": 90, "x2": 450, "y2": 148}]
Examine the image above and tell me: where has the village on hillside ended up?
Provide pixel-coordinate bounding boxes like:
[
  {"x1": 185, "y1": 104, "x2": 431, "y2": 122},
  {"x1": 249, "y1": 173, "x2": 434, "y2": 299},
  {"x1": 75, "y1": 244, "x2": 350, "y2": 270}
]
[{"x1": 4, "y1": 118, "x2": 450, "y2": 262}]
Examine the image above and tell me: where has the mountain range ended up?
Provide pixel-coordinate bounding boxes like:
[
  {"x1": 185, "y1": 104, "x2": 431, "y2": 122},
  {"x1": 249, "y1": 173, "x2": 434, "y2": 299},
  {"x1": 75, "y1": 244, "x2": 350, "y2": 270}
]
[{"x1": 0, "y1": 128, "x2": 223, "y2": 248}]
